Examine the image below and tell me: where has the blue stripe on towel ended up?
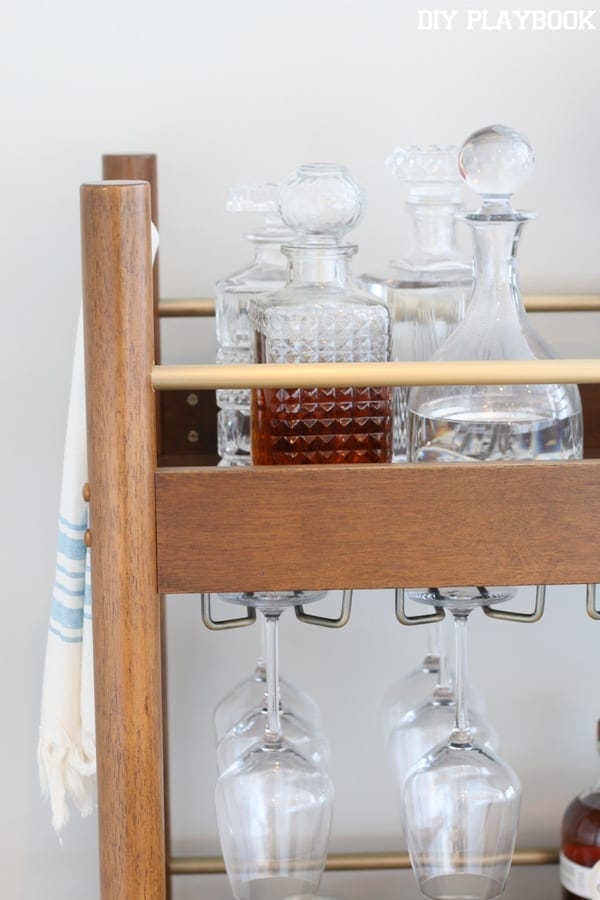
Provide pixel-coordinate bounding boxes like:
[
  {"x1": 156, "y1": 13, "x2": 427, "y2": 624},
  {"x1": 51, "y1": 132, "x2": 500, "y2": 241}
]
[
  {"x1": 53, "y1": 580, "x2": 85, "y2": 599},
  {"x1": 57, "y1": 531, "x2": 87, "y2": 561},
  {"x1": 50, "y1": 598, "x2": 84, "y2": 630},
  {"x1": 59, "y1": 515, "x2": 87, "y2": 532},
  {"x1": 49, "y1": 624, "x2": 83, "y2": 644}
]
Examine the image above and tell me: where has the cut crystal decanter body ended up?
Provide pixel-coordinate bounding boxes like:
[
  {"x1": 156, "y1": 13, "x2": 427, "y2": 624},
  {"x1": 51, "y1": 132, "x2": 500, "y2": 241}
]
[
  {"x1": 360, "y1": 146, "x2": 473, "y2": 461},
  {"x1": 215, "y1": 183, "x2": 293, "y2": 466},
  {"x1": 249, "y1": 164, "x2": 393, "y2": 465},
  {"x1": 408, "y1": 125, "x2": 583, "y2": 465}
]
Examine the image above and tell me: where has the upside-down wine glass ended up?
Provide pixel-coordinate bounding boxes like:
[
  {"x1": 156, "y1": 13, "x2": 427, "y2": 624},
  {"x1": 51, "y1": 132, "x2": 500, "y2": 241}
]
[
  {"x1": 216, "y1": 593, "x2": 333, "y2": 900},
  {"x1": 402, "y1": 589, "x2": 521, "y2": 900},
  {"x1": 388, "y1": 610, "x2": 498, "y2": 805},
  {"x1": 214, "y1": 613, "x2": 322, "y2": 744}
]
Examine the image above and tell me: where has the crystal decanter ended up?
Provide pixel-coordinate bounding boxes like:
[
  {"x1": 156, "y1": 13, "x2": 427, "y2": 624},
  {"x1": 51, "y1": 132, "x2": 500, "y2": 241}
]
[
  {"x1": 249, "y1": 164, "x2": 393, "y2": 465},
  {"x1": 407, "y1": 124, "x2": 582, "y2": 608},
  {"x1": 360, "y1": 146, "x2": 473, "y2": 461},
  {"x1": 215, "y1": 183, "x2": 293, "y2": 466}
]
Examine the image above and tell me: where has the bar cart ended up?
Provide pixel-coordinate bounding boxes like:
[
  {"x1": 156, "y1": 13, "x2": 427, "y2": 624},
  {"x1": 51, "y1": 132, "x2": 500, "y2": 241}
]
[{"x1": 81, "y1": 156, "x2": 600, "y2": 899}]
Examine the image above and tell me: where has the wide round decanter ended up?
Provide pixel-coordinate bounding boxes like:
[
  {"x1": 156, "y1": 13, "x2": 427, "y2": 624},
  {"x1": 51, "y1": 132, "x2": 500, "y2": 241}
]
[
  {"x1": 249, "y1": 164, "x2": 392, "y2": 465},
  {"x1": 408, "y1": 125, "x2": 583, "y2": 464}
]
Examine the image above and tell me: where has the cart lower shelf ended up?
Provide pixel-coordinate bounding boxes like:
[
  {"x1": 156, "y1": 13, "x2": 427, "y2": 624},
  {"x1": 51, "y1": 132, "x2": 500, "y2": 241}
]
[{"x1": 170, "y1": 863, "x2": 562, "y2": 899}]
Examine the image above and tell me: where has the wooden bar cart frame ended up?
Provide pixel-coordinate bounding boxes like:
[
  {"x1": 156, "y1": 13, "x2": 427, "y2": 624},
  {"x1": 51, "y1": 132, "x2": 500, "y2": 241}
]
[{"x1": 81, "y1": 171, "x2": 600, "y2": 899}]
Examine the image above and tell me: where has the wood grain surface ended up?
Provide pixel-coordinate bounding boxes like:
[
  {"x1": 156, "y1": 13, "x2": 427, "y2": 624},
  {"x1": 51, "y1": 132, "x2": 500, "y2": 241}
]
[
  {"x1": 156, "y1": 461, "x2": 600, "y2": 593},
  {"x1": 81, "y1": 180, "x2": 166, "y2": 900}
]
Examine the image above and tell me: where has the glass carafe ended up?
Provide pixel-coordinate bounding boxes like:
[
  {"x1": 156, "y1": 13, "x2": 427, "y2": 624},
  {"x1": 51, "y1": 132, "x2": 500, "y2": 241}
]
[
  {"x1": 407, "y1": 124, "x2": 583, "y2": 605},
  {"x1": 249, "y1": 164, "x2": 393, "y2": 465},
  {"x1": 216, "y1": 183, "x2": 293, "y2": 466},
  {"x1": 360, "y1": 146, "x2": 473, "y2": 460}
]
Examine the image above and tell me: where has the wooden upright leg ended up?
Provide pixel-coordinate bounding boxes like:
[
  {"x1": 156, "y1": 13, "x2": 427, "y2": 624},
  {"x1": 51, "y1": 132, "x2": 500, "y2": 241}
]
[{"x1": 81, "y1": 181, "x2": 166, "y2": 900}]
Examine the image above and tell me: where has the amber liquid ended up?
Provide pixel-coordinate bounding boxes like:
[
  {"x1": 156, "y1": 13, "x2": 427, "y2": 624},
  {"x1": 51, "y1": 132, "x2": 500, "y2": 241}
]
[
  {"x1": 561, "y1": 794, "x2": 600, "y2": 899},
  {"x1": 251, "y1": 386, "x2": 393, "y2": 464}
]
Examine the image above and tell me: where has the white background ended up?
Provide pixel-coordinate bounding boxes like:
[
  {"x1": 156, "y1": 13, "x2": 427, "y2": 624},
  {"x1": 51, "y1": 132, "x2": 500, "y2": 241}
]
[{"x1": 3, "y1": 0, "x2": 600, "y2": 897}]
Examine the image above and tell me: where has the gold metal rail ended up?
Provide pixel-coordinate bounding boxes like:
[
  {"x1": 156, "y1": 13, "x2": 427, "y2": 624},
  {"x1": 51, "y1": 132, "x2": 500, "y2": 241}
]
[
  {"x1": 158, "y1": 295, "x2": 600, "y2": 318},
  {"x1": 169, "y1": 848, "x2": 558, "y2": 875},
  {"x1": 151, "y1": 358, "x2": 600, "y2": 391}
]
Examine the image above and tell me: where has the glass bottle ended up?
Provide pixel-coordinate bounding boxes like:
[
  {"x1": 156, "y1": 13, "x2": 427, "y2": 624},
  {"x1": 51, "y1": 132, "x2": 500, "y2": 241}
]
[
  {"x1": 408, "y1": 125, "x2": 583, "y2": 464},
  {"x1": 215, "y1": 183, "x2": 293, "y2": 466},
  {"x1": 561, "y1": 721, "x2": 600, "y2": 899},
  {"x1": 249, "y1": 164, "x2": 393, "y2": 465},
  {"x1": 360, "y1": 146, "x2": 473, "y2": 461}
]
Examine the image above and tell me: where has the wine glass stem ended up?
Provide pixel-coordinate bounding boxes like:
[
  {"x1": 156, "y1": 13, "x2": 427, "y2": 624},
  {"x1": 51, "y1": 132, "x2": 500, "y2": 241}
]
[
  {"x1": 264, "y1": 612, "x2": 282, "y2": 742},
  {"x1": 453, "y1": 611, "x2": 470, "y2": 739},
  {"x1": 428, "y1": 621, "x2": 443, "y2": 662},
  {"x1": 437, "y1": 623, "x2": 449, "y2": 691},
  {"x1": 257, "y1": 613, "x2": 267, "y2": 682}
]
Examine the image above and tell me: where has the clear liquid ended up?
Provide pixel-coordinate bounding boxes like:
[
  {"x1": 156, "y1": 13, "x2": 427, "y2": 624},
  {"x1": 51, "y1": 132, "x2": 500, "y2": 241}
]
[
  {"x1": 409, "y1": 403, "x2": 583, "y2": 463},
  {"x1": 247, "y1": 876, "x2": 315, "y2": 900},
  {"x1": 421, "y1": 873, "x2": 503, "y2": 900}
]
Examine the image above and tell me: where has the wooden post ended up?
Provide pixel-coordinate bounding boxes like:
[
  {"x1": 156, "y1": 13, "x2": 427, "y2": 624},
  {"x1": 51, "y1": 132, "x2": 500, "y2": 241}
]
[
  {"x1": 102, "y1": 154, "x2": 160, "y2": 358},
  {"x1": 101, "y1": 154, "x2": 171, "y2": 897},
  {"x1": 81, "y1": 181, "x2": 166, "y2": 900}
]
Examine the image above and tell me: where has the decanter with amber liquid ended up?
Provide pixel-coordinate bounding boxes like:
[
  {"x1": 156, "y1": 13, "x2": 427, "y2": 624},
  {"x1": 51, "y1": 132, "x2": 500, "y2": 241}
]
[
  {"x1": 249, "y1": 164, "x2": 393, "y2": 465},
  {"x1": 561, "y1": 721, "x2": 600, "y2": 899}
]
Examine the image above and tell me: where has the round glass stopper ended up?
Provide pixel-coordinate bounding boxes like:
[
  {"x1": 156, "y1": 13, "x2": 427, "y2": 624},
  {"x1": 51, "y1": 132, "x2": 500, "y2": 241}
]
[
  {"x1": 278, "y1": 163, "x2": 364, "y2": 241},
  {"x1": 458, "y1": 124, "x2": 535, "y2": 201}
]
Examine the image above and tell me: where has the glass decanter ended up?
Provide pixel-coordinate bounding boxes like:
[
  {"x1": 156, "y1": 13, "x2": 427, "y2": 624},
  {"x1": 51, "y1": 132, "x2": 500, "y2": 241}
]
[
  {"x1": 360, "y1": 146, "x2": 473, "y2": 461},
  {"x1": 249, "y1": 164, "x2": 393, "y2": 465},
  {"x1": 216, "y1": 183, "x2": 293, "y2": 466},
  {"x1": 407, "y1": 124, "x2": 583, "y2": 606}
]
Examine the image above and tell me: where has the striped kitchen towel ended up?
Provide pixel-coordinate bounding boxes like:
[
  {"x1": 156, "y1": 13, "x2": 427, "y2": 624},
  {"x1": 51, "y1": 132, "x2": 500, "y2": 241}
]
[{"x1": 38, "y1": 224, "x2": 159, "y2": 832}]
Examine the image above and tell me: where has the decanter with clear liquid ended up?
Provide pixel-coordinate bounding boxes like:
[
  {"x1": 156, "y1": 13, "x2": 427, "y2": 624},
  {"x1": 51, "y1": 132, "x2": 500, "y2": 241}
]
[
  {"x1": 215, "y1": 183, "x2": 293, "y2": 466},
  {"x1": 408, "y1": 125, "x2": 583, "y2": 466},
  {"x1": 360, "y1": 145, "x2": 473, "y2": 460},
  {"x1": 249, "y1": 164, "x2": 393, "y2": 465}
]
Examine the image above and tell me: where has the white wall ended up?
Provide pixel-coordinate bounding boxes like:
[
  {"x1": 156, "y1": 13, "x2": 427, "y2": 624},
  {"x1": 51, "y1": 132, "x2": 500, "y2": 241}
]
[{"x1": 3, "y1": 0, "x2": 600, "y2": 897}]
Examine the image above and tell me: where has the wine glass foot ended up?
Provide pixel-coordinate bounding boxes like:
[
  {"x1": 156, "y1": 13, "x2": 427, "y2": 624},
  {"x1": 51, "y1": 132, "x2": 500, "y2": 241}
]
[
  {"x1": 217, "y1": 590, "x2": 328, "y2": 611},
  {"x1": 410, "y1": 586, "x2": 516, "y2": 613}
]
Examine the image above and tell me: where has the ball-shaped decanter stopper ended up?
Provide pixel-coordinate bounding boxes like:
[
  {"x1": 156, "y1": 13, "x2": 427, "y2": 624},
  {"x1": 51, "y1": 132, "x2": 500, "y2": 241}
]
[
  {"x1": 459, "y1": 125, "x2": 535, "y2": 202},
  {"x1": 278, "y1": 164, "x2": 364, "y2": 242}
]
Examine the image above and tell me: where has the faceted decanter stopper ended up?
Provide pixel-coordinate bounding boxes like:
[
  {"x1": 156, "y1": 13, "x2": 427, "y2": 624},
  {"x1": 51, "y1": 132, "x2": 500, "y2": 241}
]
[
  {"x1": 458, "y1": 125, "x2": 535, "y2": 213},
  {"x1": 385, "y1": 145, "x2": 462, "y2": 203},
  {"x1": 226, "y1": 182, "x2": 279, "y2": 213},
  {"x1": 278, "y1": 164, "x2": 364, "y2": 243}
]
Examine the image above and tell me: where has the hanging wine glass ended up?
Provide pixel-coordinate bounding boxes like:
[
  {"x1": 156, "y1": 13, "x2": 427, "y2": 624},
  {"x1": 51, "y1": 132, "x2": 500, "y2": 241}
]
[
  {"x1": 216, "y1": 619, "x2": 330, "y2": 773},
  {"x1": 402, "y1": 590, "x2": 521, "y2": 900},
  {"x1": 382, "y1": 622, "x2": 442, "y2": 741},
  {"x1": 389, "y1": 613, "x2": 498, "y2": 802},
  {"x1": 214, "y1": 614, "x2": 322, "y2": 744},
  {"x1": 216, "y1": 594, "x2": 333, "y2": 900}
]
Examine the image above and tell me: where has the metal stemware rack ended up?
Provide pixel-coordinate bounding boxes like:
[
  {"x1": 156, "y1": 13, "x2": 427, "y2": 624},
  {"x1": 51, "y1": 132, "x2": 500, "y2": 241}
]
[{"x1": 82, "y1": 156, "x2": 600, "y2": 899}]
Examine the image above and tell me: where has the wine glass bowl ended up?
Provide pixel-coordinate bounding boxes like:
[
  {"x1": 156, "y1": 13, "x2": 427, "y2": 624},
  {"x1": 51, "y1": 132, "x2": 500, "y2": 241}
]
[
  {"x1": 403, "y1": 739, "x2": 521, "y2": 900},
  {"x1": 216, "y1": 741, "x2": 333, "y2": 900}
]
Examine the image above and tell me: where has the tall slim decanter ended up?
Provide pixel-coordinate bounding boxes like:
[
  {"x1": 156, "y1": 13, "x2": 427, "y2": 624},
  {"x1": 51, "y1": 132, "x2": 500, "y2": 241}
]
[
  {"x1": 249, "y1": 164, "x2": 393, "y2": 465},
  {"x1": 561, "y1": 721, "x2": 600, "y2": 899},
  {"x1": 215, "y1": 183, "x2": 292, "y2": 466},
  {"x1": 360, "y1": 146, "x2": 473, "y2": 461},
  {"x1": 408, "y1": 125, "x2": 583, "y2": 465}
]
